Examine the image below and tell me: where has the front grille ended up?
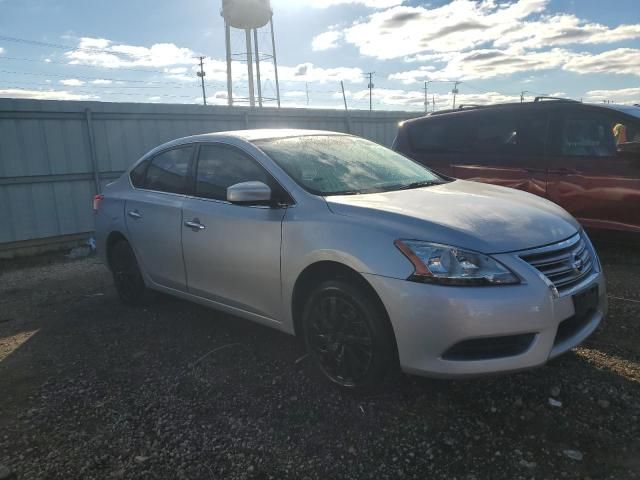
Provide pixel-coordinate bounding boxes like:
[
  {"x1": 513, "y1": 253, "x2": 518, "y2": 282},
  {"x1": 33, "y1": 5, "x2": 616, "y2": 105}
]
[
  {"x1": 442, "y1": 333, "x2": 536, "y2": 361},
  {"x1": 520, "y1": 233, "x2": 595, "y2": 294}
]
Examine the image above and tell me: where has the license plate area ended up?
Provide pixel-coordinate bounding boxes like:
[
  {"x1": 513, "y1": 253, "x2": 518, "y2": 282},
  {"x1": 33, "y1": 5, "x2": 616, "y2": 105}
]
[{"x1": 573, "y1": 284, "x2": 599, "y2": 319}]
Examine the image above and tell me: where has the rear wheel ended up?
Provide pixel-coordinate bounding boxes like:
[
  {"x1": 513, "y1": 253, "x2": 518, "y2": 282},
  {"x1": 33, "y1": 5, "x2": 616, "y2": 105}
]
[
  {"x1": 110, "y1": 240, "x2": 152, "y2": 306},
  {"x1": 302, "y1": 280, "x2": 397, "y2": 391}
]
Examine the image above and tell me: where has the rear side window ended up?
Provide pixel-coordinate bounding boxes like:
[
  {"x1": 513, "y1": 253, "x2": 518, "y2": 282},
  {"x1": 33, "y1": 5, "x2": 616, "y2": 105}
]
[
  {"x1": 143, "y1": 147, "x2": 192, "y2": 194},
  {"x1": 195, "y1": 144, "x2": 271, "y2": 201},
  {"x1": 408, "y1": 110, "x2": 547, "y2": 156}
]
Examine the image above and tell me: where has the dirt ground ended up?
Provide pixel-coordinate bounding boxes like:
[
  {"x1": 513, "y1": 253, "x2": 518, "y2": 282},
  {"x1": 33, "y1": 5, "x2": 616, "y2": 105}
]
[{"x1": 0, "y1": 243, "x2": 638, "y2": 480}]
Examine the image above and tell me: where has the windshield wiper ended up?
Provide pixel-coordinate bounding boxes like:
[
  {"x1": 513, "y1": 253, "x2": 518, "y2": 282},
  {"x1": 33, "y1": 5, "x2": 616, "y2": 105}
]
[{"x1": 394, "y1": 180, "x2": 443, "y2": 191}]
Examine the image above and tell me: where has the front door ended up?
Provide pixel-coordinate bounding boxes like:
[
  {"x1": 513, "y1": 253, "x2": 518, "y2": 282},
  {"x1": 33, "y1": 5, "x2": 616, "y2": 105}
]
[
  {"x1": 181, "y1": 143, "x2": 287, "y2": 321},
  {"x1": 450, "y1": 109, "x2": 549, "y2": 198},
  {"x1": 546, "y1": 108, "x2": 640, "y2": 236},
  {"x1": 125, "y1": 146, "x2": 193, "y2": 291}
]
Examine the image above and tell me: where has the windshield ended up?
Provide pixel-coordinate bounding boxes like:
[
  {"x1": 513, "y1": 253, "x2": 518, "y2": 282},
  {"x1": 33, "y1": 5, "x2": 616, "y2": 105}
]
[{"x1": 255, "y1": 135, "x2": 446, "y2": 196}]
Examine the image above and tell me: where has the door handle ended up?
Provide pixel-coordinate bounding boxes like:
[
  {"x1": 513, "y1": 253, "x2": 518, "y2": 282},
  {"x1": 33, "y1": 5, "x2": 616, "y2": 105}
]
[
  {"x1": 128, "y1": 210, "x2": 142, "y2": 219},
  {"x1": 184, "y1": 219, "x2": 205, "y2": 231}
]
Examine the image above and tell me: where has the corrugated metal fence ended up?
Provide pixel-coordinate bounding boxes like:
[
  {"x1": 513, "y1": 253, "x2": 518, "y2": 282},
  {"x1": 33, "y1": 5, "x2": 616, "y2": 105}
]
[{"x1": 0, "y1": 98, "x2": 419, "y2": 254}]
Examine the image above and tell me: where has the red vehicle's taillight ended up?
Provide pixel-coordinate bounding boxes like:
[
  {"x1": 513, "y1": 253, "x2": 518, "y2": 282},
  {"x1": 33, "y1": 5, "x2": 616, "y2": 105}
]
[{"x1": 93, "y1": 194, "x2": 104, "y2": 212}]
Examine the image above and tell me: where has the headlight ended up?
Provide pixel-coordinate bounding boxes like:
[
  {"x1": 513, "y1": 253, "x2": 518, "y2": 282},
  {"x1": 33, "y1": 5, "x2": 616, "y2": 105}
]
[{"x1": 394, "y1": 240, "x2": 520, "y2": 286}]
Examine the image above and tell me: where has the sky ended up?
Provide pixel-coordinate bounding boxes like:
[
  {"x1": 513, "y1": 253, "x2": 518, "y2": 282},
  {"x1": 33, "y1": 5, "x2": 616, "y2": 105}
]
[{"x1": 0, "y1": 0, "x2": 639, "y2": 111}]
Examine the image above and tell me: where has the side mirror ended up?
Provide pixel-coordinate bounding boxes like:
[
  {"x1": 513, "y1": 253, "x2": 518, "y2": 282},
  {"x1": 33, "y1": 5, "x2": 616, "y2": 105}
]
[{"x1": 227, "y1": 181, "x2": 272, "y2": 205}]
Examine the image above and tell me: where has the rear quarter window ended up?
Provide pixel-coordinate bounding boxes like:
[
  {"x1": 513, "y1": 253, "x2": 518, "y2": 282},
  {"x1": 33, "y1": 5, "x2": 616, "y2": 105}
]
[{"x1": 130, "y1": 160, "x2": 149, "y2": 188}]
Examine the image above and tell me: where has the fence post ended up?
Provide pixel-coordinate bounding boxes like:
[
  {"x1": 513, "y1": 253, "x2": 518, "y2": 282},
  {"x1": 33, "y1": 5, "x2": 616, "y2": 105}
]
[{"x1": 84, "y1": 108, "x2": 101, "y2": 194}]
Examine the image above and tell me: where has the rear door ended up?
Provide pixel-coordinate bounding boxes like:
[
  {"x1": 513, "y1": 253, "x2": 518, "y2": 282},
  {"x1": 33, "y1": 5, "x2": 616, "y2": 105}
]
[
  {"x1": 448, "y1": 109, "x2": 549, "y2": 197},
  {"x1": 546, "y1": 106, "x2": 640, "y2": 235},
  {"x1": 125, "y1": 146, "x2": 193, "y2": 291},
  {"x1": 181, "y1": 143, "x2": 287, "y2": 321}
]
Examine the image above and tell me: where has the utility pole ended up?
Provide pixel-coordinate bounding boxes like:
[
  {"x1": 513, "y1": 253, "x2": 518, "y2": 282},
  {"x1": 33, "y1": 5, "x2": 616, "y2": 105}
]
[
  {"x1": 366, "y1": 72, "x2": 375, "y2": 111},
  {"x1": 452, "y1": 81, "x2": 460, "y2": 109},
  {"x1": 432, "y1": 94, "x2": 435, "y2": 113},
  {"x1": 196, "y1": 56, "x2": 207, "y2": 106},
  {"x1": 340, "y1": 80, "x2": 352, "y2": 134},
  {"x1": 340, "y1": 81, "x2": 349, "y2": 111},
  {"x1": 305, "y1": 82, "x2": 309, "y2": 106},
  {"x1": 520, "y1": 91, "x2": 530, "y2": 103},
  {"x1": 424, "y1": 81, "x2": 429, "y2": 113}
]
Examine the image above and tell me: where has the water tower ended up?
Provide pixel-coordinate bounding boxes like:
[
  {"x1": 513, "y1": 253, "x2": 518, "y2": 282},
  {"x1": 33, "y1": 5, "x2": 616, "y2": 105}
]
[{"x1": 221, "y1": 0, "x2": 281, "y2": 108}]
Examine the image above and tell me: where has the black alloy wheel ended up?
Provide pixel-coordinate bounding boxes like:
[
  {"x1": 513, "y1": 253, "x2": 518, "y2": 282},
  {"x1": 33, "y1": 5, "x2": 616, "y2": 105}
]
[{"x1": 302, "y1": 280, "x2": 396, "y2": 390}]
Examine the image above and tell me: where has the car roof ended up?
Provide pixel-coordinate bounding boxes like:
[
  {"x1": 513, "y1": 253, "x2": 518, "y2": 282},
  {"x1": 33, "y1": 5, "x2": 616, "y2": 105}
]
[
  {"x1": 601, "y1": 104, "x2": 640, "y2": 118},
  {"x1": 136, "y1": 129, "x2": 349, "y2": 164},
  {"x1": 401, "y1": 101, "x2": 640, "y2": 127},
  {"x1": 183, "y1": 128, "x2": 348, "y2": 143}
]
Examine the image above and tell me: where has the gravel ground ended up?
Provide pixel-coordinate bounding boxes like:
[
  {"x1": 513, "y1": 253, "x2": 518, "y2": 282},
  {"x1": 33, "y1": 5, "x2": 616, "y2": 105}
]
[{"x1": 0, "y1": 243, "x2": 638, "y2": 480}]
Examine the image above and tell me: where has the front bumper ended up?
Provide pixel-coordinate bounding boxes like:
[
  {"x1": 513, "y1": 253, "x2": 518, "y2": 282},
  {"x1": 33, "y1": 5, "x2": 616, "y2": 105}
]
[{"x1": 363, "y1": 252, "x2": 607, "y2": 377}]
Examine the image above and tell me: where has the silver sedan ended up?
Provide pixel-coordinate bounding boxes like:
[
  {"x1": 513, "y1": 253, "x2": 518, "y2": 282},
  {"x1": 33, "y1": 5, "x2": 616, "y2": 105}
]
[{"x1": 94, "y1": 129, "x2": 606, "y2": 390}]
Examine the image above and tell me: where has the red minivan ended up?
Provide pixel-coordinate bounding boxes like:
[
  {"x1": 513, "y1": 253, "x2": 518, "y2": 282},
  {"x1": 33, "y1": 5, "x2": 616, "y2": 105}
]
[{"x1": 393, "y1": 99, "x2": 640, "y2": 241}]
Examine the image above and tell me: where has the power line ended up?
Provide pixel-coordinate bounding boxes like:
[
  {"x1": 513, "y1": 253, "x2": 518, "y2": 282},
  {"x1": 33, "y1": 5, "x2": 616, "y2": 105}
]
[
  {"x1": 0, "y1": 68, "x2": 218, "y2": 88},
  {"x1": 0, "y1": 79, "x2": 203, "y2": 91},
  {"x1": 0, "y1": 85, "x2": 200, "y2": 100},
  {"x1": 0, "y1": 35, "x2": 159, "y2": 60},
  {"x1": 0, "y1": 55, "x2": 190, "y2": 76}
]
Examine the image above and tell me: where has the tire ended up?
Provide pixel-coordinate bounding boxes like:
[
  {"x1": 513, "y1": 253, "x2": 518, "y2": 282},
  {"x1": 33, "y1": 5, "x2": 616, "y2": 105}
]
[
  {"x1": 110, "y1": 240, "x2": 152, "y2": 306},
  {"x1": 301, "y1": 279, "x2": 397, "y2": 391}
]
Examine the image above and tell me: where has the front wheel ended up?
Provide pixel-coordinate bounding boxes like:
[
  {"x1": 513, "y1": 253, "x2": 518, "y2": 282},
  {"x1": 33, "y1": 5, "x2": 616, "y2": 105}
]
[
  {"x1": 110, "y1": 240, "x2": 152, "y2": 306},
  {"x1": 302, "y1": 280, "x2": 397, "y2": 390}
]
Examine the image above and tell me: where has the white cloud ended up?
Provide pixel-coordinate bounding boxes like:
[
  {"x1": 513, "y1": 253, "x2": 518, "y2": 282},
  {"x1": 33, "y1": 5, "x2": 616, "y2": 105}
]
[
  {"x1": 391, "y1": 47, "x2": 640, "y2": 81},
  {"x1": 277, "y1": 62, "x2": 363, "y2": 84},
  {"x1": 0, "y1": 47, "x2": 4, "y2": 55},
  {"x1": 315, "y1": 0, "x2": 640, "y2": 86},
  {"x1": 312, "y1": 30, "x2": 343, "y2": 51},
  {"x1": 310, "y1": 0, "x2": 404, "y2": 8},
  {"x1": 388, "y1": 66, "x2": 436, "y2": 84},
  {"x1": 59, "y1": 78, "x2": 86, "y2": 86},
  {"x1": 339, "y1": 0, "x2": 550, "y2": 60},
  {"x1": 563, "y1": 48, "x2": 640, "y2": 76},
  {"x1": 0, "y1": 88, "x2": 97, "y2": 101},
  {"x1": 340, "y1": 87, "x2": 524, "y2": 110},
  {"x1": 494, "y1": 14, "x2": 640, "y2": 50},
  {"x1": 284, "y1": 91, "x2": 307, "y2": 97},
  {"x1": 91, "y1": 79, "x2": 112, "y2": 85},
  {"x1": 65, "y1": 37, "x2": 195, "y2": 68},
  {"x1": 390, "y1": 48, "x2": 568, "y2": 81},
  {"x1": 585, "y1": 87, "x2": 640, "y2": 103}
]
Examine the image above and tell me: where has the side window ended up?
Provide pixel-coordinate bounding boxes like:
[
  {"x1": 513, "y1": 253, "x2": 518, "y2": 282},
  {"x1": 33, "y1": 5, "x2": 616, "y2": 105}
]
[
  {"x1": 130, "y1": 159, "x2": 149, "y2": 188},
  {"x1": 195, "y1": 144, "x2": 271, "y2": 201},
  {"x1": 560, "y1": 112, "x2": 616, "y2": 157},
  {"x1": 408, "y1": 117, "x2": 468, "y2": 153},
  {"x1": 467, "y1": 112, "x2": 547, "y2": 156},
  {"x1": 144, "y1": 147, "x2": 192, "y2": 194}
]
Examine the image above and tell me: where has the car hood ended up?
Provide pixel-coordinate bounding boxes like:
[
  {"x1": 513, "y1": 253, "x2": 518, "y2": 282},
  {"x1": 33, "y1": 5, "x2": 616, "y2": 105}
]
[{"x1": 325, "y1": 180, "x2": 580, "y2": 254}]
